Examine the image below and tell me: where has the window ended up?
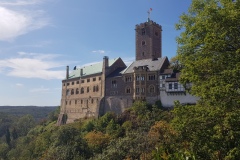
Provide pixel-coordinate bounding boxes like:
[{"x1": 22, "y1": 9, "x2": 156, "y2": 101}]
[
  {"x1": 67, "y1": 83, "x2": 70, "y2": 86},
  {"x1": 99, "y1": 77, "x2": 101, "y2": 81},
  {"x1": 75, "y1": 100, "x2": 77, "y2": 104},
  {"x1": 142, "y1": 52, "x2": 145, "y2": 56},
  {"x1": 91, "y1": 99, "x2": 94, "y2": 104},
  {"x1": 148, "y1": 75, "x2": 156, "y2": 80},
  {"x1": 76, "y1": 81, "x2": 79, "y2": 84},
  {"x1": 76, "y1": 88, "x2": 79, "y2": 94},
  {"x1": 71, "y1": 89, "x2": 74, "y2": 95},
  {"x1": 141, "y1": 76, "x2": 145, "y2": 81},
  {"x1": 87, "y1": 87, "x2": 89, "y2": 93},
  {"x1": 149, "y1": 86, "x2": 155, "y2": 93},
  {"x1": 63, "y1": 83, "x2": 65, "y2": 86},
  {"x1": 112, "y1": 80, "x2": 117, "y2": 88},
  {"x1": 174, "y1": 83, "x2": 178, "y2": 89},
  {"x1": 81, "y1": 87, "x2": 84, "y2": 94},
  {"x1": 125, "y1": 76, "x2": 132, "y2": 82},
  {"x1": 81, "y1": 100, "x2": 83, "y2": 104},
  {"x1": 81, "y1": 80, "x2": 84, "y2": 83},
  {"x1": 136, "y1": 88, "x2": 140, "y2": 93},
  {"x1": 169, "y1": 84, "x2": 172, "y2": 89},
  {"x1": 155, "y1": 31, "x2": 159, "y2": 36},
  {"x1": 93, "y1": 77, "x2": 96, "y2": 81},
  {"x1": 93, "y1": 86, "x2": 96, "y2": 92},
  {"x1": 126, "y1": 87, "x2": 131, "y2": 94},
  {"x1": 72, "y1": 82, "x2": 74, "y2": 85},
  {"x1": 87, "y1": 79, "x2": 90, "y2": 82},
  {"x1": 141, "y1": 88, "x2": 145, "y2": 93},
  {"x1": 69, "y1": 100, "x2": 71, "y2": 105},
  {"x1": 142, "y1": 41, "x2": 146, "y2": 46},
  {"x1": 66, "y1": 89, "x2": 70, "y2": 96},
  {"x1": 65, "y1": 101, "x2": 67, "y2": 105},
  {"x1": 96, "y1": 85, "x2": 99, "y2": 92},
  {"x1": 136, "y1": 75, "x2": 140, "y2": 81},
  {"x1": 142, "y1": 28, "x2": 145, "y2": 35}
]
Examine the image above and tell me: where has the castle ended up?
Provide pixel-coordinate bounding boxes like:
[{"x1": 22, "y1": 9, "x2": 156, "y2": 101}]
[{"x1": 57, "y1": 18, "x2": 197, "y2": 125}]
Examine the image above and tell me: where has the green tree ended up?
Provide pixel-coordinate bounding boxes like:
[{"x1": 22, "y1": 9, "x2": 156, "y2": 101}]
[
  {"x1": 0, "y1": 143, "x2": 9, "y2": 160},
  {"x1": 169, "y1": 56, "x2": 182, "y2": 72},
  {"x1": 16, "y1": 115, "x2": 36, "y2": 137},
  {"x1": 171, "y1": 104, "x2": 240, "y2": 159},
  {"x1": 5, "y1": 128, "x2": 11, "y2": 145},
  {"x1": 176, "y1": 0, "x2": 240, "y2": 107}
]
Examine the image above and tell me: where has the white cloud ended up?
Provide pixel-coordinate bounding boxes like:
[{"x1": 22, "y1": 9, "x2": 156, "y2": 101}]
[
  {"x1": 16, "y1": 83, "x2": 23, "y2": 87},
  {"x1": 0, "y1": 0, "x2": 42, "y2": 6},
  {"x1": 0, "y1": 0, "x2": 49, "y2": 41},
  {"x1": 29, "y1": 86, "x2": 49, "y2": 93},
  {"x1": 0, "y1": 52, "x2": 65, "y2": 80},
  {"x1": 92, "y1": 50, "x2": 106, "y2": 54}
]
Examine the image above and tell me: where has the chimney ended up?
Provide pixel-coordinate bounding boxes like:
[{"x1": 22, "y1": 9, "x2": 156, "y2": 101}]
[
  {"x1": 66, "y1": 66, "x2": 69, "y2": 79},
  {"x1": 80, "y1": 68, "x2": 83, "y2": 76},
  {"x1": 103, "y1": 56, "x2": 109, "y2": 68}
]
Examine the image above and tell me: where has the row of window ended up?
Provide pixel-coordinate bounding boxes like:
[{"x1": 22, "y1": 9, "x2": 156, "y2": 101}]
[
  {"x1": 63, "y1": 77, "x2": 101, "y2": 86},
  {"x1": 66, "y1": 85, "x2": 99, "y2": 95},
  {"x1": 65, "y1": 98, "x2": 99, "y2": 105},
  {"x1": 161, "y1": 82, "x2": 185, "y2": 91},
  {"x1": 124, "y1": 75, "x2": 156, "y2": 83},
  {"x1": 160, "y1": 75, "x2": 171, "y2": 80},
  {"x1": 126, "y1": 85, "x2": 155, "y2": 94}
]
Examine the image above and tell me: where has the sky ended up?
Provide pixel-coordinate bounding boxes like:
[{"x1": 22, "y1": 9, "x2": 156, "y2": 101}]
[{"x1": 0, "y1": 0, "x2": 192, "y2": 106}]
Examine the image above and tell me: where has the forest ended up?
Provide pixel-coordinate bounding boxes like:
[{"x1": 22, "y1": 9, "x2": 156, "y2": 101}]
[{"x1": 1, "y1": 0, "x2": 240, "y2": 159}]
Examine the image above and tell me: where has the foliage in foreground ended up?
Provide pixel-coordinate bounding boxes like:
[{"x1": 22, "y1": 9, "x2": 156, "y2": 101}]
[{"x1": 1, "y1": 101, "x2": 240, "y2": 160}]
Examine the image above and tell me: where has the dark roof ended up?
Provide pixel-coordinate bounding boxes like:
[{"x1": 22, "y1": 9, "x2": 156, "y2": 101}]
[
  {"x1": 160, "y1": 68, "x2": 173, "y2": 74},
  {"x1": 165, "y1": 72, "x2": 181, "y2": 82},
  {"x1": 107, "y1": 67, "x2": 127, "y2": 78},
  {"x1": 123, "y1": 57, "x2": 167, "y2": 74}
]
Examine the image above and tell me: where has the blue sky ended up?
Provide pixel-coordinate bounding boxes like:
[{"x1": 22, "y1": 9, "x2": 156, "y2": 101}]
[{"x1": 0, "y1": 0, "x2": 191, "y2": 106}]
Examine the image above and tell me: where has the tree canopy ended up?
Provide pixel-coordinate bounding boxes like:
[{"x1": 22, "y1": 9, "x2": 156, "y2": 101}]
[{"x1": 176, "y1": 0, "x2": 240, "y2": 107}]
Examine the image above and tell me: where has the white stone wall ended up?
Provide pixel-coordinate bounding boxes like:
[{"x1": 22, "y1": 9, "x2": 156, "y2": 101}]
[{"x1": 160, "y1": 91, "x2": 199, "y2": 107}]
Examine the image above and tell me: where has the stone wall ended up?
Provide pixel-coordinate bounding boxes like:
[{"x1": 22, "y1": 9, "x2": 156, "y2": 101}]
[
  {"x1": 104, "y1": 96, "x2": 133, "y2": 115},
  {"x1": 160, "y1": 91, "x2": 199, "y2": 107}
]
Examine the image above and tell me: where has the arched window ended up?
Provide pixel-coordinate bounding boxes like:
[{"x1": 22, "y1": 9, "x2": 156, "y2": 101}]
[
  {"x1": 81, "y1": 87, "x2": 84, "y2": 94},
  {"x1": 149, "y1": 85, "x2": 155, "y2": 93},
  {"x1": 66, "y1": 89, "x2": 70, "y2": 96},
  {"x1": 71, "y1": 89, "x2": 74, "y2": 95},
  {"x1": 76, "y1": 88, "x2": 79, "y2": 94}
]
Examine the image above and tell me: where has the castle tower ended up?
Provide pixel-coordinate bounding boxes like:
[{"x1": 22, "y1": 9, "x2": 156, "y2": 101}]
[{"x1": 135, "y1": 17, "x2": 162, "y2": 60}]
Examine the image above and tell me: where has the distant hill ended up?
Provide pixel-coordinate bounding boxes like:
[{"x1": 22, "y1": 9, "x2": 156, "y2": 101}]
[{"x1": 0, "y1": 106, "x2": 58, "y2": 121}]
